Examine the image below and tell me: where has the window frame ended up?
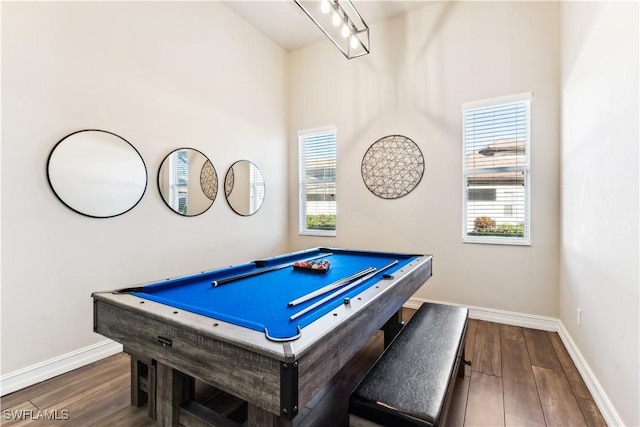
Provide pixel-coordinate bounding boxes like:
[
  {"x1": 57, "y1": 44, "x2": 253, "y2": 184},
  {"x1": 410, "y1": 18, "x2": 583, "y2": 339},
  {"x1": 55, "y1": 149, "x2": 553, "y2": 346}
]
[
  {"x1": 461, "y1": 92, "x2": 532, "y2": 246},
  {"x1": 298, "y1": 126, "x2": 337, "y2": 237}
]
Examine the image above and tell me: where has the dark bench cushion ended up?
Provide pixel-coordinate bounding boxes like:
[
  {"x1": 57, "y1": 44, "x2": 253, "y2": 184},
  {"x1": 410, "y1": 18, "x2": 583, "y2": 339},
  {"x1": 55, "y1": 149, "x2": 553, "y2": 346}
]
[{"x1": 349, "y1": 303, "x2": 468, "y2": 427}]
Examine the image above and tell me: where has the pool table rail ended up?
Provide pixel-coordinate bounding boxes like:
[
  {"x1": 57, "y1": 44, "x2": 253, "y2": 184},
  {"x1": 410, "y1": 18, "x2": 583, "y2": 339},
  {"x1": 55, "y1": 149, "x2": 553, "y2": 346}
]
[{"x1": 93, "y1": 294, "x2": 287, "y2": 417}]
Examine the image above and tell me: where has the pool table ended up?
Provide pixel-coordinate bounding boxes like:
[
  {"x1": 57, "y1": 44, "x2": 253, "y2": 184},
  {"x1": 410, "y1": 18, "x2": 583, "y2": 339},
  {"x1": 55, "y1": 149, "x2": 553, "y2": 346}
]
[{"x1": 92, "y1": 247, "x2": 432, "y2": 426}]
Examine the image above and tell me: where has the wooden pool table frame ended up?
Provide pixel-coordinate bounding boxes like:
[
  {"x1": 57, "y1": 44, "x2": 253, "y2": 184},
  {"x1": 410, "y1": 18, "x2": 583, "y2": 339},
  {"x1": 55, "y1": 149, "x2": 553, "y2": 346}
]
[{"x1": 92, "y1": 249, "x2": 432, "y2": 426}]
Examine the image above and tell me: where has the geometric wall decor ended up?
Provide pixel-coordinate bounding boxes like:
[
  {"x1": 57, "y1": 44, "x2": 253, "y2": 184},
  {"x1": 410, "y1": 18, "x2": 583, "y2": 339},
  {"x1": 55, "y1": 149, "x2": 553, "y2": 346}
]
[{"x1": 361, "y1": 135, "x2": 425, "y2": 199}]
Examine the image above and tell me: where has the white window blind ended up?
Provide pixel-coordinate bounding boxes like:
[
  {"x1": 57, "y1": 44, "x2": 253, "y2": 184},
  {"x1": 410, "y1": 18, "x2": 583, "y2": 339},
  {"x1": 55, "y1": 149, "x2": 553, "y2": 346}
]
[
  {"x1": 299, "y1": 128, "x2": 337, "y2": 236},
  {"x1": 462, "y1": 93, "x2": 531, "y2": 245}
]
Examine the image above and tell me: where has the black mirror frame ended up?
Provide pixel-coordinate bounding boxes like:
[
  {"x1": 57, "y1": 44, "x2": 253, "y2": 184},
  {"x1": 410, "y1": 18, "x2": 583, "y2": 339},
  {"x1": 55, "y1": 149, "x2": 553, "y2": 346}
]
[
  {"x1": 46, "y1": 129, "x2": 148, "y2": 219},
  {"x1": 224, "y1": 160, "x2": 266, "y2": 217},
  {"x1": 157, "y1": 147, "x2": 217, "y2": 217}
]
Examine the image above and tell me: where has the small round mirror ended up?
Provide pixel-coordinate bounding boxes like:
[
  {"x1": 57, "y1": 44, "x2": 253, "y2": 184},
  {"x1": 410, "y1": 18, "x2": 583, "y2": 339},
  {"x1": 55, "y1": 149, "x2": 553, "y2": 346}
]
[
  {"x1": 224, "y1": 160, "x2": 265, "y2": 216},
  {"x1": 46, "y1": 129, "x2": 148, "y2": 218},
  {"x1": 158, "y1": 148, "x2": 217, "y2": 216}
]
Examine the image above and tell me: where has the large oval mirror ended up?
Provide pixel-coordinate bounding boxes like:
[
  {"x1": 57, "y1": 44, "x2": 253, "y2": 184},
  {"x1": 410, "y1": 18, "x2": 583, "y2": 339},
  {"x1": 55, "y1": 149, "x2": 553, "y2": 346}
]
[
  {"x1": 46, "y1": 129, "x2": 148, "y2": 218},
  {"x1": 224, "y1": 160, "x2": 265, "y2": 216},
  {"x1": 158, "y1": 148, "x2": 217, "y2": 216}
]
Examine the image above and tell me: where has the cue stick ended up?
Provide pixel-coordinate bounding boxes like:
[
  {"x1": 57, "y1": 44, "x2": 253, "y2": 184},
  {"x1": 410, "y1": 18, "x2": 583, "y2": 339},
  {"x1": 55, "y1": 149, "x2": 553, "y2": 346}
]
[
  {"x1": 211, "y1": 252, "x2": 332, "y2": 287},
  {"x1": 289, "y1": 260, "x2": 399, "y2": 321},
  {"x1": 287, "y1": 266, "x2": 377, "y2": 307}
]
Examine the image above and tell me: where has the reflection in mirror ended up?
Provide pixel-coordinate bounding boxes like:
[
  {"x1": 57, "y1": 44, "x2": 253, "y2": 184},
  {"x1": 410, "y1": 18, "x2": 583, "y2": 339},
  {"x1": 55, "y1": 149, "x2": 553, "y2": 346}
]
[
  {"x1": 200, "y1": 160, "x2": 218, "y2": 201},
  {"x1": 158, "y1": 148, "x2": 217, "y2": 216},
  {"x1": 224, "y1": 161, "x2": 265, "y2": 216},
  {"x1": 46, "y1": 129, "x2": 148, "y2": 218}
]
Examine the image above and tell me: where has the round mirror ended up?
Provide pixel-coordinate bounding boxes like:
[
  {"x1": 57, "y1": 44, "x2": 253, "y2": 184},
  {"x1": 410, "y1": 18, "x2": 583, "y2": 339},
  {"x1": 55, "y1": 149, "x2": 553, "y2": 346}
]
[
  {"x1": 158, "y1": 148, "x2": 217, "y2": 216},
  {"x1": 46, "y1": 129, "x2": 148, "y2": 218},
  {"x1": 224, "y1": 160, "x2": 265, "y2": 216}
]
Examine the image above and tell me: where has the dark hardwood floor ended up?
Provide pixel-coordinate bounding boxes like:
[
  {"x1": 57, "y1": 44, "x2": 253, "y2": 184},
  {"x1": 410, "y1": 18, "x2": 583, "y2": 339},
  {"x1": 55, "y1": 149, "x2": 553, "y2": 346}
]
[{"x1": 1, "y1": 310, "x2": 607, "y2": 426}]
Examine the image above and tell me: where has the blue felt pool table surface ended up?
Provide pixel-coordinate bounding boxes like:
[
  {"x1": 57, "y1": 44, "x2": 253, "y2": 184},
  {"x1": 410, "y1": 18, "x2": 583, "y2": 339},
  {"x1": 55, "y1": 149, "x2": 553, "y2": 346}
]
[{"x1": 133, "y1": 248, "x2": 419, "y2": 340}]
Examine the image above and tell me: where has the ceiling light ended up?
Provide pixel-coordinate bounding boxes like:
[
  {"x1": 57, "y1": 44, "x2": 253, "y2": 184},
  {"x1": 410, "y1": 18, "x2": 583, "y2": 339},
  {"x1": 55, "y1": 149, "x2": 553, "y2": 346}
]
[
  {"x1": 320, "y1": 0, "x2": 331, "y2": 14},
  {"x1": 294, "y1": 0, "x2": 370, "y2": 59},
  {"x1": 341, "y1": 22, "x2": 351, "y2": 38},
  {"x1": 350, "y1": 34, "x2": 359, "y2": 49},
  {"x1": 332, "y1": 9, "x2": 342, "y2": 26}
]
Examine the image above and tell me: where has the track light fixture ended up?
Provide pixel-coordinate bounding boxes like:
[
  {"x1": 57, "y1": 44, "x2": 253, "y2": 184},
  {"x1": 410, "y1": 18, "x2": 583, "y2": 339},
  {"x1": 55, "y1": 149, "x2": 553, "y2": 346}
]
[{"x1": 294, "y1": 0, "x2": 370, "y2": 59}]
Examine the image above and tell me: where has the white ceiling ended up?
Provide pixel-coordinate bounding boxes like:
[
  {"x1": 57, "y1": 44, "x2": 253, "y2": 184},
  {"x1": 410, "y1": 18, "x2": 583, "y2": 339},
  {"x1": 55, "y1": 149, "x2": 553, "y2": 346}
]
[{"x1": 222, "y1": 1, "x2": 431, "y2": 52}]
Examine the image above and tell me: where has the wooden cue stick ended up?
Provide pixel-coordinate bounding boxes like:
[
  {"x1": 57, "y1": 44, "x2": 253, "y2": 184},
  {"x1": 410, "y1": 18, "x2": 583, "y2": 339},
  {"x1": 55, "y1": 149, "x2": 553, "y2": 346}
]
[
  {"x1": 211, "y1": 252, "x2": 333, "y2": 287},
  {"x1": 288, "y1": 266, "x2": 377, "y2": 307},
  {"x1": 289, "y1": 260, "x2": 399, "y2": 321}
]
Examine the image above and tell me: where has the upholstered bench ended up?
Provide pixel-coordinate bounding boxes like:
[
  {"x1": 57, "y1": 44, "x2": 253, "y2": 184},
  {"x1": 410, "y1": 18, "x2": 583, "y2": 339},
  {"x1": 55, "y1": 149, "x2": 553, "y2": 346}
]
[{"x1": 349, "y1": 303, "x2": 469, "y2": 427}]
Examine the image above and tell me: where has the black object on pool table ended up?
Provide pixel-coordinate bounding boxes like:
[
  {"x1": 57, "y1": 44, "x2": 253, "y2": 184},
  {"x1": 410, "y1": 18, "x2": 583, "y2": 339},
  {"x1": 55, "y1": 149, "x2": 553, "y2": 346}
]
[{"x1": 211, "y1": 252, "x2": 332, "y2": 287}]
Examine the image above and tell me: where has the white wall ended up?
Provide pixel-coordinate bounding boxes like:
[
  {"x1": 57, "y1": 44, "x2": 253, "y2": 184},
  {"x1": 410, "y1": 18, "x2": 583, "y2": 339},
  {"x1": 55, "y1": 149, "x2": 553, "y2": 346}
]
[
  {"x1": 1, "y1": 2, "x2": 288, "y2": 376},
  {"x1": 288, "y1": 1, "x2": 561, "y2": 318},
  {"x1": 560, "y1": 2, "x2": 639, "y2": 425}
]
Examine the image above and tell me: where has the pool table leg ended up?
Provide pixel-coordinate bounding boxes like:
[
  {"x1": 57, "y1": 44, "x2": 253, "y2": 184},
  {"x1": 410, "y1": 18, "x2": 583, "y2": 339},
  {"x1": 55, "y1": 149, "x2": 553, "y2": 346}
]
[
  {"x1": 381, "y1": 308, "x2": 404, "y2": 348},
  {"x1": 127, "y1": 350, "x2": 157, "y2": 420},
  {"x1": 248, "y1": 404, "x2": 293, "y2": 427},
  {"x1": 156, "y1": 362, "x2": 195, "y2": 427}
]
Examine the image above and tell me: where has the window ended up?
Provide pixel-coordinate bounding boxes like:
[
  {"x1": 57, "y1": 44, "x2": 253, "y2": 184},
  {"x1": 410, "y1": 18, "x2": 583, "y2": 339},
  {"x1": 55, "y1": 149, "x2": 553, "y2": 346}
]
[
  {"x1": 299, "y1": 127, "x2": 337, "y2": 236},
  {"x1": 462, "y1": 93, "x2": 531, "y2": 245}
]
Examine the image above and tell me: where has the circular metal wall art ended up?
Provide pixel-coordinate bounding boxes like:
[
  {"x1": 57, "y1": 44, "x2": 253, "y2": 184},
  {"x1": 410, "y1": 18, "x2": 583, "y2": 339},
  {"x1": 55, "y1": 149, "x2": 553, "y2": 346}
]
[{"x1": 361, "y1": 135, "x2": 424, "y2": 199}]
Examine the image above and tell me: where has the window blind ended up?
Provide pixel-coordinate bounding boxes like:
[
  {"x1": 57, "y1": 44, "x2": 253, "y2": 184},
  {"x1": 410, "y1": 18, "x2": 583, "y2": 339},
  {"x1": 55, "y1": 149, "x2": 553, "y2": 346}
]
[
  {"x1": 463, "y1": 95, "x2": 531, "y2": 244},
  {"x1": 299, "y1": 129, "x2": 337, "y2": 235}
]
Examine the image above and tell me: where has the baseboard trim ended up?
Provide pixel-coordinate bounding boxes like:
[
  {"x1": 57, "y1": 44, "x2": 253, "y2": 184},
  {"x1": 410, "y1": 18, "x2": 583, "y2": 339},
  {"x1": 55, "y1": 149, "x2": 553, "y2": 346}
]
[
  {"x1": 0, "y1": 340, "x2": 123, "y2": 397},
  {"x1": 405, "y1": 297, "x2": 558, "y2": 331},
  {"x1": 406, "y1": 297, "x2": 624, "y2": 427},
  {"x1": 556, "y1": 321, "x2": 625, "y2": 427}
]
